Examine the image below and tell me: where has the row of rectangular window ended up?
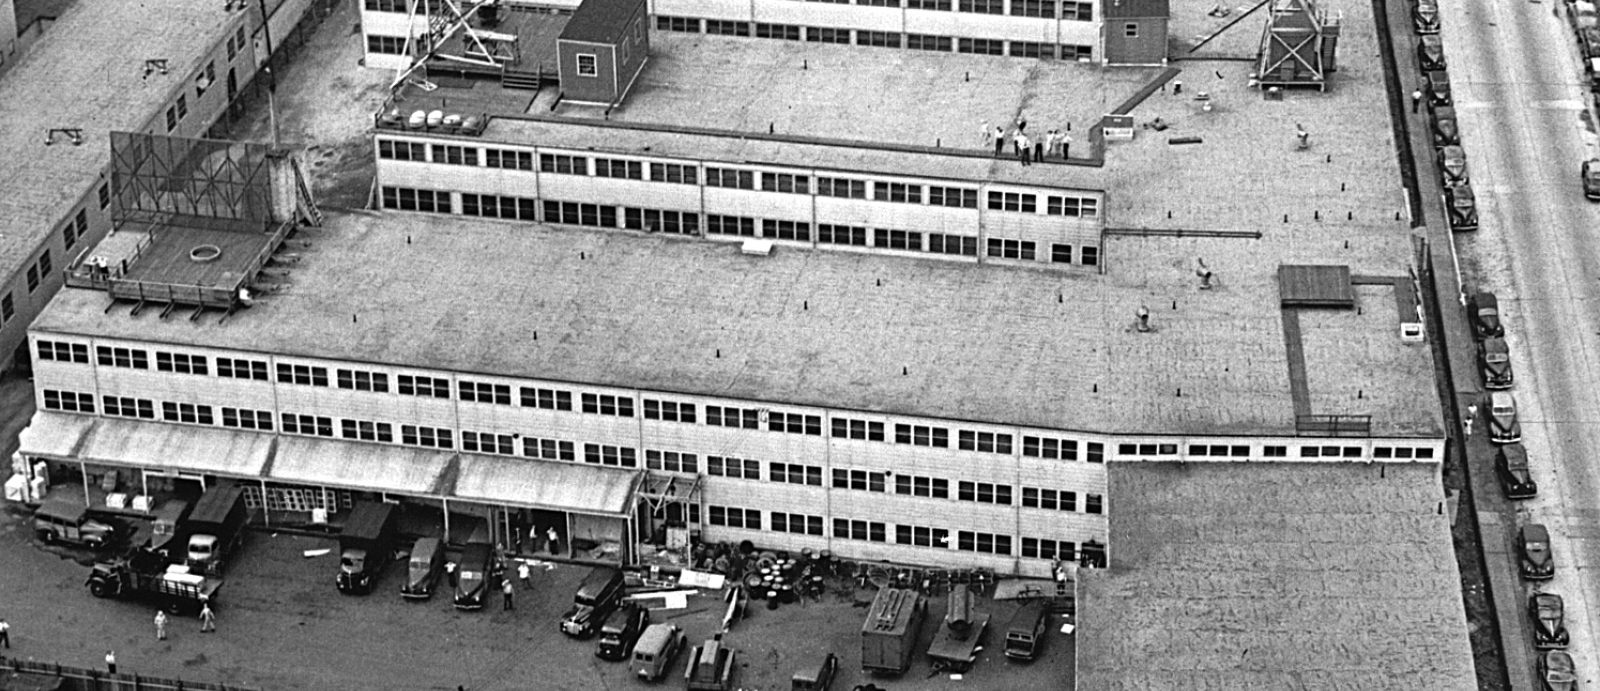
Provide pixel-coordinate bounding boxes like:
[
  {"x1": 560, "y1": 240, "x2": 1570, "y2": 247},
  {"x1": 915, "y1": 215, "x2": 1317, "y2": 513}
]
[{"x1": 656, "y1": 16, "x2": 1094, "y2": 55}]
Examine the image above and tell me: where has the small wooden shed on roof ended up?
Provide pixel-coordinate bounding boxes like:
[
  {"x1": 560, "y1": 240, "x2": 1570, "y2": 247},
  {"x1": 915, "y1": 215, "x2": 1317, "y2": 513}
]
[{"x1": 556, "y1": 0, "x2": 650, "y2": 106}]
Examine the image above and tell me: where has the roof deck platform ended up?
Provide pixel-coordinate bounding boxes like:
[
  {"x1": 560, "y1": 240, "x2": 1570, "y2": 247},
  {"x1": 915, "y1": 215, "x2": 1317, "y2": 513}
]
[
  {"x1": 37, "y1": 210, "x2": 1441, "y2": 438},
  {"x1": 0, "y1": 0, "x2": 240, "y2": 273},
  {"x1": 1077, "y1": 461, "x2": 1476, "y2": 690}
]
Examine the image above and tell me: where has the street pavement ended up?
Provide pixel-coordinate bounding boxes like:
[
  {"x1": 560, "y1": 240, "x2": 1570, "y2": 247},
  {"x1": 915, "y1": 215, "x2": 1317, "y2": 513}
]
[{"x1": 1435, "y1": 0, "x2": 1600, "y2": 687}]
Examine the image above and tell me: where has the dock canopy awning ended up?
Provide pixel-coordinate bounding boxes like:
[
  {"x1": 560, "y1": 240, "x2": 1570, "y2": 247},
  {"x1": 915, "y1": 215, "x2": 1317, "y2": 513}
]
[
  {"x1": 16, "y1": 412, "x2": 97, "y2": 459},
  {"x1": 61, "y1": 415, "x2": 274, "y2": 478},
  {"x1": 453, "y1": 453, "x2": 641, "y2": 517},
  {"x1": 269, "y1": 437, "x2": 454, "y2": 496}
]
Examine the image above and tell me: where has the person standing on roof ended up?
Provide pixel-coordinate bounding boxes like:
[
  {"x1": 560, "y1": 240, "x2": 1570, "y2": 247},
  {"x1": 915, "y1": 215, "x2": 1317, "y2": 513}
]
[
  {"x1": 993, "y1": 126, "x2": 1006, "y2": 157},
  {"x1": 980, "y1": 119, "x2": 992, "y2": 147},
  {"x1": 1016, "y1": 132, "x2": 1033, "y2": 166}
]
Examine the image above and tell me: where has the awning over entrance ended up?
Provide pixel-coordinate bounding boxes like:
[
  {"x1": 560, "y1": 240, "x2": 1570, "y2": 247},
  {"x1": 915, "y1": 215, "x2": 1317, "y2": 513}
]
[
  {"x1": 453, "y1": 454, "x2": 641, "y2": 517},
  {"x1": 269, "y1": 437, "x2": 454, "y2": 496},
  {"x1": 72, "y1": 416, "x2": 276, "y2": 478},
  {"x1": 16, "y1": 412, "x2": 97, "y2": 459}
]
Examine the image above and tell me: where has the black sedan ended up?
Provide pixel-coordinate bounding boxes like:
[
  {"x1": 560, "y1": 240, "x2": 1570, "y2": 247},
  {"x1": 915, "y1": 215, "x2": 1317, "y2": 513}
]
[
  {"x1": 1520, "y1": 524, "x2": 1555, "y2": 581},
  {"x1": 1478, "y1": 336, "x2": 1513, "y2": 389},
  {"x1": 1496, "y1": 444, "x2": 1537, "y2": 499},
  {"x1": 1531, "y1": 593, "x2": 1570, "y2": 649},
  {"x1": 1538, "y1": 650, "x2": 1576, "y2": 691},
  {"x1": 1468, "y1": 291, "x2": 1503, "y2": 339}
]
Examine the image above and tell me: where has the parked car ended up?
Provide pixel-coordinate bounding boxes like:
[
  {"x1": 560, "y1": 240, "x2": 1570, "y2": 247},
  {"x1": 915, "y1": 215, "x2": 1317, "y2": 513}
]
[
  {"x1": 1444, "y1": 182, "x2": 1478, "y2": 232},
  {"x1": 1519, "y1": 524, "x2": 1554, "y2": 581},
  {"x1": 1424, "y1": 69, "x2": 1453, "y2": 107},
  {"x1": 1538, "y1": 650, "x2": 1576, "y2": 691},
  {"x1": 1582, "y1": 159, "x2": 1600, "y2": 199},
  {"x1": 1530, "y1": 593, "x2": 1570, "y2": 649},
  {"x1": 1487, "y1": 391, "x2": 1522, "y2": 444},
  {"x1": 596, "y1": 604, "x2": 651, "y2": 661},
  {"x1": 1413, "y1": 0, "x2": 1440, "y2": 33},
  {"x1": 1496, "y1": 444, "x2": 1538, "y2": 499},
  {"x1": 1431, "y1": 105, "x2": 1459, "y2": 146},
  {"x1": 1477, "y1": 336, "x2": 1512, "y2": 388},
  {"x1": 1468, "y1": 291, "x2": 1504, "y2": 339},
  {"x1": 33, "y1": 500, "x2": 120, "y2": 549},
  {"x1": 632, "y1": 623, "x2": 687, "y2": 681},
  {"x1": 1438, "y1": 144, "x2": 1469, "y2": 184},
  {"x1": 1417, "y1": 35, "x2": 1446, "y2": 70}
]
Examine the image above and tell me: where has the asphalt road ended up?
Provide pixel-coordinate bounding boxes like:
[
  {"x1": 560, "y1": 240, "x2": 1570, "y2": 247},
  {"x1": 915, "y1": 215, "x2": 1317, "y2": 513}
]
[{"x1": 1437, "y1": 0, "x2": 1600, "y2": 687}]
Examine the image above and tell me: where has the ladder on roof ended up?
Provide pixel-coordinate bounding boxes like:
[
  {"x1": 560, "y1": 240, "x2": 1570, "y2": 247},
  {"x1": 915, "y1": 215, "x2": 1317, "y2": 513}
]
[{"x1": 292, "y1": 156, "x2": 322, "y2": 227}]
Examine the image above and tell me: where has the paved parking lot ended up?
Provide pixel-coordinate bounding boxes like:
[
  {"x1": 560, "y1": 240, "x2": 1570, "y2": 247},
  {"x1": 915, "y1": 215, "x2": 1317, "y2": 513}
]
[{"x1": 0, "y1": 499, "x2": 1074, "y2": 691}]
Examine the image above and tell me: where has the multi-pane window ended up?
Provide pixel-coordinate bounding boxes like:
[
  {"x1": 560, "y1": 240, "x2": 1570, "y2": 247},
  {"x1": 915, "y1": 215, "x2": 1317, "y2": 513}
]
[
  {"x1": 769, "y1": 462, "x2": 824, "y2": 486},
  {"x1": 75, "y1": 209, "x2": 89, "y2": 240},
  {"x1": 543, "y1": 200, "x2": 617, "y2": 227},
  {"x1": 26, "y1": 266, "x2": 39, "y2": 292},
  {"x1": 1013, "y1": 0, "x2": 1057, "y2": 16},
  {"x1": 761, "y1": 220, "x2": 811, "y2": 241},
  {"x1": 521, "y1": 387, "x2": 574, "y2": 410},
  {"x1": 276, "y1": 363, "x2": 330, "y2": 387},
  {"x1": 958, "y1": 481, "x2": 1013, "y2": 505},
  {"x1": 956, "y1": 530, "x2": 1012, "y2": 555},
  {"x1": 707, "y1": 456, "x2": 761, "y2": 479},
  {"x1": 1022, "y1": 537, "x2": 1076, "y2": 560},
  {"x1": 649, "y1": 162, "x2": 698, "y2": 184},
  {"x1": 522, "y1": 437, "x2": 576, "y2": 461},
  {"x1": 907, "y1": 0, "x2": 952, "y2": 8},
  {"x1": 988, "y1": 191, "x2": 1038, "y2": 212},
  {"x1": 461, "y1": 431, "x2": 515, "y2": 454},
  {"x1": 894, "y1": 423, "x2": 950, "y2": 448},
  {"x1": 336, "y1": 369, "x2": 390, "y2": 393},
  {"x1": 986, "y1": 238, "x2": 1037, "y2": 261},
  {"x1": 1118, "y1": 442, "x2": 1181, "y2": 456},
  {"x1": 459, "y1": 380, "x2": 513, "y2": 405},
  {"x1": 756, "y1": 23, "x2": 802, "y2": 40},
  {"x1": 216, "y1": 357, "x2": 269, "y2": 381},
  {"x1": 644, "y1": 399, "x2": 698, "y2": 423},
  {"x1": 1, "y1": 294, "x2": 14, "y2": 324},
  {"x1": 282, "y1": 413, "x2": 334, "y2": 437},
  {"x1": 1023, "y1": 436, "x2": 1081, "y2": 460},
  {"x1": 817, "y1": 224, "x2": 868, "y2": 246},
  {"x1": 1047, "y1": 195, "x2": 1099, "y2": 217},
  {"x1": 761, "y1": 172, "x2": 810, "y2": 194},
  {"x1": 583, "y1": 443, "x2": 638, "y2": 467},
  {"x1": 959, "y1": 0, "x2": 1004, "y2": 12},
  {"x1": 708, "y1": 505, "x2": 762, "y2": 529},
  {"x1": 704, "y1": 20, "x2": 750, "y2": 36},
  {"x1": 1086, "y1": 442, "x2": 1105, "y2": 463},
  {"x1": 98, "y1": 184, "x2": 111, "y2": 209},
  {"x1": 38, "y1": 251, "x2": 52, "y2": 278},
  {"x1": 928, "y1": 234, "x2": 979, "y2": 256},
  {"x1": 1051, "y1": 244, "x2": 1075, "y2": 264},
  {"x1": 706, "y1": 405, "x2": 761, "y2": 429},
  {"x1": 156, "y1": 352, "x2": 209, "y2": 375},
  {"x1": 894, "y1": 474, "x2": 950, "y2": 498},
  {"x1": 63, "y1": 222, "x2": 76, "y2": 251},
  {"x1": 103, "y1": 396, "x2": 155, "y2": 419},
  {"x1": 895, "y1": 524, "x2": 950, "y2": 547},
  {"x1": 380, "y1": 186, "x2": 447, "y2": 213},
  {"x1": 1062, "y1": 1, "x2": 1093, "y2": 20},
  {"x1": 834, "y1": 519, "x2": 888, "y2": 542},
  {"x1": 873, "y1": 229, "x2": 922, "y2": 251},
  {"x1": 705, "y1": 167, "x2": 756, "y2": 189},
  {"x1": 928, "y1": 186, "x2": 978, "y2": 208},
  {"x1": 430, "y1": 144, "x2": 478, "y2": 166},
  {"x1": 398, "y1": 374, "x2": 451, "y2": 398},
  {"x1": 907, "y1": 34, "x2": 952, "y2": 51},
  {"x1": 594, "y1": 158, "x2": 644, "y2": 179},
  {"x1": 365, "y1": 0, "x2": 407, "y2": 10},
  {"x1": 806, "y1": 27, "x2": 851, "y2": 43},
  {"x1": 1086, "y1": 493, "x2": 1104, "y2": 514},
  {"x1": 858, "y1": 31, "x2": 901, "y2": 47},
  {"x1": 342, "y1": 419, "x2": 396, "y2": 443},
  {"x1": 1010, "y1": 41, "x2": 1053, "y2": 58},
  {"x1": 873, "y1": 182, "x2": 923, "y2": 204},
  {"x1": 958, "y1": 430, "x2": 1014, "y2": 454},
  {"x1": 580, "y1": 393, "x2": 635, "y2": 417},
  {"x1": 221, "y1": 407, "x2": 273, "y2": 430},
  {"x1": 539, "y1": 154, "x2": 588, "y2": 174},
  {"x1": 1081, "y1": 245, "x2": 1100, "y2": 266},
  {"x1": 483, "y1": 149, "x2": 534, "y2": 170},
  {"x1": 705, "y1": 214, "x2": 756, "y2": 237},
  {"x1": 958, "y1": 38, "x2": 1005, "y2": 55},
  {"x1": 646, "y1": 450, "x2": 699, "y2": 473},
  {"x1": 1063, "y1": 44, "x2": 1093, "y2": 60},
  {"x1": 771, "y1": 512, "x2": 824, "y2": 536},
  {"x1": 656, "y1": 16, "x2": 701, "y2": 32},
  {"x1": 42, "y1": 390, "x2": 94, "y2": 413},
  {"x1": 816, "y1": 177, "x2": 867, "y2": 199},
  {"x1": 624, "y1": 208, "x2": 700, "y2": 235},
  {"x1": 36, "y1": 341, "x2": 89, "y2": 363},
  {"x1": 96, "y1": 346, "x2": 150, "y2": 370},
  {"x1": 461, "y1": 194, "x2": 538, "y2": 220},
  {"x1": 1022, "y1": 487, "x2": 1077, "y2": 511},
  {"x1": 832, "y1": 469, "x2": 887, "y2": 493},
  {"x1": 1189, "y1": 444, "x2": 1253, "y2": 457},
  {"x1": 366, "y1": 35, "x2": 408, "y2": 54},
  {"x1": 831, "y1": 418, "x2": 886, "y2": 441},
  {"x1": 401, "y1": 425, "x2": 454, "y2": 449},
  {"x1": 768, "y1": 411, "x2": 823, "y2": 435}
]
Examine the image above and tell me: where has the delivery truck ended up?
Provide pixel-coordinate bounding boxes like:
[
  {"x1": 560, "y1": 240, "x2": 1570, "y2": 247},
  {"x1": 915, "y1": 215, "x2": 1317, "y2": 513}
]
[
  {"x1": 860, "y1": 588, "x2": 926, "y2": 675},
  {"x1": 336, "y1": 501, "x2": 398, "y2": 595},
  {"x1": 87, "y1": 547, "x2": 222, "y2": 614},
  {"x1": 186, "y1": 483, "x2": 248, "y2": 576}
]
